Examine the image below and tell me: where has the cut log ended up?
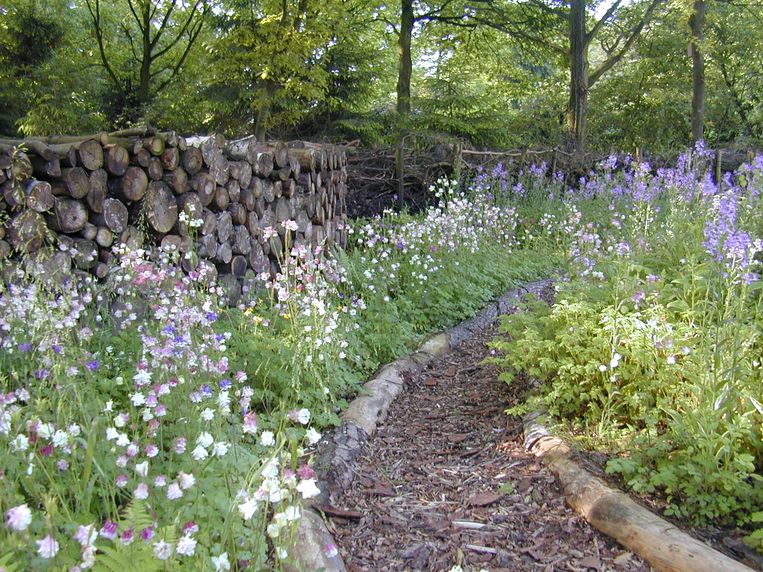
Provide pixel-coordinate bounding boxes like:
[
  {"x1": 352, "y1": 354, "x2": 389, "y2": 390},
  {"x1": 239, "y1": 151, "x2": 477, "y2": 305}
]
[
  {"x1": 181, "y1": 146, "x2": 203, "y2": 175},
  {"x1": 231, "y1": 225, "x2": 252, "y2": 255},
  {"x1": 131, "y1": 148, "x2": 151, "y2": 168},
  {"x1": 95, "y1": 227, "x2": 114, "y2": 248},
  {"x1": 31, "y1": 154, "x2": 61, "y2": 178},
  {"x1": 110, "y1": 166, "x2": 148, "y2": 202},
  {"x1": 225, "y1": 179, "x2": 240, "y2": 203},
  {"x1": 50, "y1": 197, "x2": 88, "y2": 233},
  {"x1": 239, "y1": 186, "x2": 255, "y2": 211},
  {"x1": 77, "y1": 139, "x2": 103, "y2": 171},
  {"x1": 63, "y1": 167, "x2": 90, "y2": 199},
  {"x1": 103, "y1": 144, "x2": 129, "y2": 176},
  {"x1": 0, "y1": 239, "x2": 10, "y2": 260},
  {"x1": 144, "y1": 136, "x2": 165, "y2": 157},
  {"x1": 262, "y1": 180, "x2": 275, "y2": 202},
  {"x1": 251, "y1": 177, "x2": 264, "y2": 199},
  {"x1": 224, "y1": 136, "x2": 257, "y2": 163},
  {"x1": 272, "y1": 141, "x2": 289, "y2": 168},
  {"x1": 230, "y1": 254, "x2": 248, "y2": 277},
  {"x1": 25, "y1": 180, "x2": 55, "y2": 213},
  {"x1": 253, "y1": 151, "x2": 274, "y2": 178},
  {"x1": 147, "y1": 157, "x2": 164, "y2": 181},
  {"x1": 191, "y1": 172, "x2": 216, "y2": 206},
  {"x1": 145, "y1": 182, "x2": 178, "y2": 234},
  {"x1": 282, "y1": 178, "x2": 296, "y2": 198},
  {"x1": 209, "y1": 153, "x2": 230, "y2": 186},
  {"x1": 216, "y1": 211, "x2": 233, "y2": 243},
  {"x1": 213, "y1": 186, "x2": 230, "y2": 211},
  {"x1": 275, "y1": 197, "x2": 290, "y2": 223},
  {"x1": 87, "y1": 169, "x2": 107, "y2": 213},
  {"x1": 101, "y1": 197, "x2": 129, "y2": 234},
  {"x1": 228, "y1": 202, "x2": 247, "y2": 226},
  {"x1": 9, "y1": 210, "x2": 49, "y2": 252},
  {"x1": 199, "y1": 233, "x2": 217, "y2": 258},
  {"x1": 524, "y1": 416, "x2": 755, "y2": 572},
  {"x1": 200, "y1": 208, "x2": 217, "y2": 236},
  {"x1": 79, "y1": 222, "x2": 98, "y2": 241},
  {"x1": 164, "y1": 166, "x2": 188, "y2": 194},
  {"x1": 161, "y1": 147, "x2": 180, "y2": 171},
  {"x1": 215, "y1": 241, "x2": 233, "y2": 264}
]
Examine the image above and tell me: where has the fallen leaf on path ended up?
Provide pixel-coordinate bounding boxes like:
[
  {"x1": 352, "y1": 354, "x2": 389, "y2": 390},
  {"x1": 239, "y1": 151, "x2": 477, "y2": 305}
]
[
  {"x1": 315, "y1": 505, "x2": 363, "y2": 520},
  {"x1": 424, "y1": 377, "x2": 438, "y2": 387},
  {"x1": 579, "y1": 555, "x2": 602, "y2": 570}
]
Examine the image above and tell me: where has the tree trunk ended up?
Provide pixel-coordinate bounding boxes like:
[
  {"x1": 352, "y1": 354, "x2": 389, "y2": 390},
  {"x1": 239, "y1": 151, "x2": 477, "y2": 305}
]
[
  {"x1": 397, "y1": 0, "x2": 414, "y2": 117},
  {"x1": 689, "y1": 0, "x2": 706, "y2": 144},
  {"x1": 568, "y1": 0, "x2": 589, "y2": 152}
]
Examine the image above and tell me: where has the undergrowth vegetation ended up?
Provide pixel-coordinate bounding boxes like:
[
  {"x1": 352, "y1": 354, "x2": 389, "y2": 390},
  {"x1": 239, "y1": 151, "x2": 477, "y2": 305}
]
[
  {"x1": 490, "y1": 145, "x2": 763, "y2": 547},
  {"x1": 0, "y1": 176, "x2": 554, "y2": 569}
]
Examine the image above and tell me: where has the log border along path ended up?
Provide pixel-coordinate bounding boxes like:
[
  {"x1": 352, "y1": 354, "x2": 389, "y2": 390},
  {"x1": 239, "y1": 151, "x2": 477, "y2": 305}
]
[{"x1": 288, "y1": 278, "x2": 755, "y2": 572}]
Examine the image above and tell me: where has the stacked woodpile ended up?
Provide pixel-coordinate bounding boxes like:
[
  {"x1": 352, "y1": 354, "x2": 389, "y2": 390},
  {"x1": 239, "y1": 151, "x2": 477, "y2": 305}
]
[{"x1": 0, "y1": 131, "x2": 348, "y2": 288}]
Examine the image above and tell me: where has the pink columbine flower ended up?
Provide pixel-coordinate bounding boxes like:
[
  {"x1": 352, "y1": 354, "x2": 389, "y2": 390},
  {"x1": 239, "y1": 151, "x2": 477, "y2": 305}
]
[
  {"x1": 115, "y1": 474, "x2": 128, "y2": 487},
  {"x1": 154, "y1": 475, "x2": 167, "y2": 488},
  {"x1": 297, "y1": 464, "x2": 315, "y2": 480},
  {"x1": 120, "y1": 528, "x2": 135, "y2": 545},
  {"x1": 324, "y1": 543, "x2": 339, "y2": 558},
  {"x1": 182, "y1": 521, "x2": 199, "y2": 535},
  {"x1": 100, "y1": 520, "x2": 118, "y2": 540},
  {"x1": 5, "y1": 504, "x2": 32, "y2": 531},
  {"x1": 36, "y1": 535, "x2": 59, "y2": 559},
  {"x1": 173, "y1": 438, "x2": 187, "y2": 454},
  {"x1": 139, "y1": 527, "x2": 154, "y2": 542},
  {"x1": 242, "y1": 411, "x2": 258, "y2": 434}
]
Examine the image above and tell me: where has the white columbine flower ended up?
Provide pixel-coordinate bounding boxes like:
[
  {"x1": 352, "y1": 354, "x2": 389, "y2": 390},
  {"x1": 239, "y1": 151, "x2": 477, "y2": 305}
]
[
  {"x1": 196, "y1": 432, "x2": 214, "y2": 448},
  {"x1": 211, "y1": 552, "x2": 231, "y2": 572},
  {"x1": 201, "y1": 408, "x2": 215, "y2": 421},
  {"x1": 212, "y1": 442, "x2": 229, "y2": 457},
  {"x1": 36, "y1": 535, "x2": 59, "y2": 559},
  {"x1": 191, "y1": 445, "x2": 208, "y2": 461},
  {"x1": 176, "y1": 535, "x2": 197, "y2": 557},
  {"x1": 296, "y1": 478, "x2": 321, "y2": 499},
  {"x1": 153, "y1": 540, "x2": 174, "y2": 560},
  {"x1": 260, "y1": 431, "x2": 275, "y2": 446},
  {"x1": 238, "y1": 497, "x2": 258, "y2": 520},
  {"x1": 305, "y1": 428, "x2": 322, "y2": 445}
]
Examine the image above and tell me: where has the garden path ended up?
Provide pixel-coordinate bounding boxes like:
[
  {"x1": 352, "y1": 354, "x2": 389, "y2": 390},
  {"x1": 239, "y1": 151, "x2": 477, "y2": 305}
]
[{"x1": 328, "y1": 324, "x2": 652, "y2": 572}]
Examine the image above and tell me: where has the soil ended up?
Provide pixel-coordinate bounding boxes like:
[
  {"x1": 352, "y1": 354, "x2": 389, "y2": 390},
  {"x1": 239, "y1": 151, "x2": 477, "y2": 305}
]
[{"x1": 327, "y1": 325, "x2": 654, "y2": 572}]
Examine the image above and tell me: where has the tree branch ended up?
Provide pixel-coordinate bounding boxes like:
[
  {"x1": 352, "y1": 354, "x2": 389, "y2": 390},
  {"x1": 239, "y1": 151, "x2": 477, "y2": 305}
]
[{"x1": 589, "y1": 0, "x2": 663, "y2": 86}]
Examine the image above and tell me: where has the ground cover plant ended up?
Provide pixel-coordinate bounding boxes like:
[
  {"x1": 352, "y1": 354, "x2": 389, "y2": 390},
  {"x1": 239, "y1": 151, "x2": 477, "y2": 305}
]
[
  {"x1": 0, "y1": 174, "x2": 555, "y2": 569},
  {"x1": 490, "y1": 145, "x2": 763, "y2": 549}
]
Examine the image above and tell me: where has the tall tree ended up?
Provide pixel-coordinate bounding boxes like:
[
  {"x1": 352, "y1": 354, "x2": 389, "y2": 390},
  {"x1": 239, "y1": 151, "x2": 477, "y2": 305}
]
[
  {"x1": 688, "y1": 0, "x2": 706, "y2": 143},
  {"x1": 84, "y1": 0, "x2": 207, "y2": 121},
  {"x1": 471, "y1": 0, "x2": 663, "y2": 151}
]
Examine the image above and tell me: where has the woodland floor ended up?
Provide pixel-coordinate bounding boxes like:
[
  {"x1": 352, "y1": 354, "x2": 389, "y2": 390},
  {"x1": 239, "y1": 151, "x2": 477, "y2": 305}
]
[{"x1": 327, "y1": 324, "x2": 653, "y2": 572}]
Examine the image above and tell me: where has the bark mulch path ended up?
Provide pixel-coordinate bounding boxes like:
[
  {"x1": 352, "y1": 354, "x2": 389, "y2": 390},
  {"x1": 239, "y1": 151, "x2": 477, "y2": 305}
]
[{"x1": 329, "y1": 325, "x2": 652, "y2": 572}]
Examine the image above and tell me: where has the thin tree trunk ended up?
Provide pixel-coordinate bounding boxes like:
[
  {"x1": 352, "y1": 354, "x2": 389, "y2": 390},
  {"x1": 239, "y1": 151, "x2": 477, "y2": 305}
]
[
  {"x1": 397, "y1": 0, "x2": 414, "y2": 116},
  {"x1": 568, "y1": 0, "x2": 589, "y2": 152},
  {"x1": 255, "y1": 83, "x2": 275, "y2": 141},
  {"x1": 718, "y1": 62, "x2": 754, "y2": 137},
  {"x1": 689, "y1": 0, "x2": 706, "y2": 143}
]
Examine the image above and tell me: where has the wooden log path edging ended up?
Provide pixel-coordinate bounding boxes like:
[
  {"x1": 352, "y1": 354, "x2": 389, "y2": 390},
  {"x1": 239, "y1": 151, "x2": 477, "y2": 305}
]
[
  {"x1": 523, "y1": 413, "x2": 755, "y2": 572},
  {"x1": 288, "y1": 278, "x2": 554, "y2": 572}
]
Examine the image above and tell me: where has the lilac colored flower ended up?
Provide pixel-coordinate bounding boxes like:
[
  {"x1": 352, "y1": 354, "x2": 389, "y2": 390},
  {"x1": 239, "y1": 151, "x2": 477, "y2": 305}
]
[
  {"x1": 140, "y1": 527, "x2": 155, "y2": 542},
  {"x1": 36, "y1": 535, "x2": 59, "y2": 558},
  {"x1": 52, "y1": 344, "x2": 63, "y2": 355},
  {"x1": 115, "y1": 474, "x2": 128, "y2": 487},
  {"x1": 86, "y1": 360, "x2": 100, "y2": 371},
  {"x1": 5, "y1": 504, "x2": 32, "y2": 531},
  {"x1": 18, "y1": 342, "x2": 33, "y2": 353},
  {"x1": 173, "y1": 438, "x2": 187, "y2": 454},
  {"x1": 167, "y1": 483, "x2": 183, "y2": 500},
  {"x1": 34, "y1": 368, "x2": 50, "y2": 380},
  {"x1": 219, "y1": 379, "x2": 232, "y2": 390}
]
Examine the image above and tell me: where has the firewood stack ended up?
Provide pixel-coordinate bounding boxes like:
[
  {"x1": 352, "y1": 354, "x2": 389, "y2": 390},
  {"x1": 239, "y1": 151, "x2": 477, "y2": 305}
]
[{"x1": 0, "y1": 131, "x2": 349, "y2": 289}]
